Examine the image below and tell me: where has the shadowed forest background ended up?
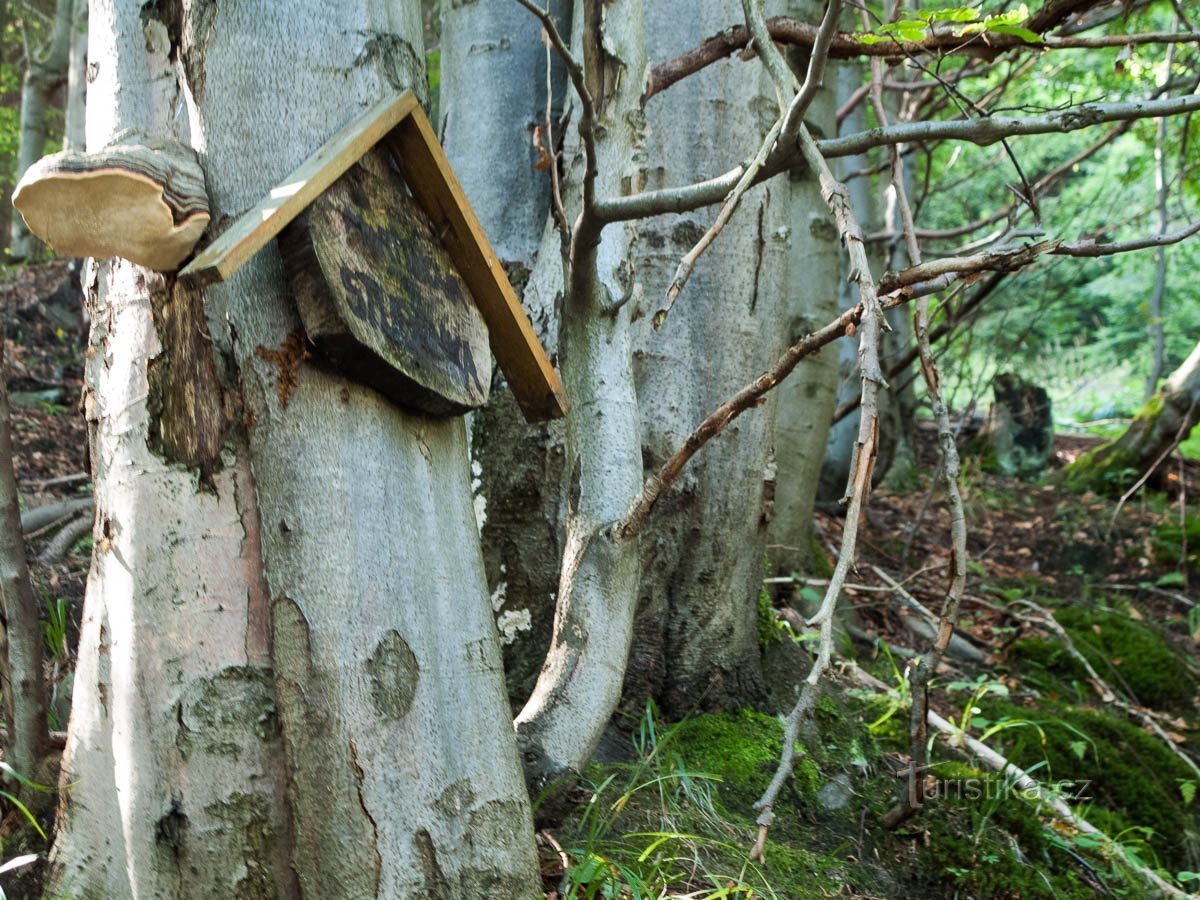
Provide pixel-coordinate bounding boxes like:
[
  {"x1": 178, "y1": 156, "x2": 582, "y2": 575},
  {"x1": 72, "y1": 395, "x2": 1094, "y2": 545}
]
[{"x1": 0, "y1": 0, "x2": 1197, "y2": 897}]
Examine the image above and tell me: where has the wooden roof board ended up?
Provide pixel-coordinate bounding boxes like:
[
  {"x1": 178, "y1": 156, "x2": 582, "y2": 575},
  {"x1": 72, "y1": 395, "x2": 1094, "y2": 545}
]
[{"x1": 178, "y1": 90, "x2": 567, "y2": 423}]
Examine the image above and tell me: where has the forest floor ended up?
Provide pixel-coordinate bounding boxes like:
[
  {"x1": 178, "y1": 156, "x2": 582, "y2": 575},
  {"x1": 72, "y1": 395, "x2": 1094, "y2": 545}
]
[{"x1": 1, "y1": 262, "x2": 1197, "y2": 897}]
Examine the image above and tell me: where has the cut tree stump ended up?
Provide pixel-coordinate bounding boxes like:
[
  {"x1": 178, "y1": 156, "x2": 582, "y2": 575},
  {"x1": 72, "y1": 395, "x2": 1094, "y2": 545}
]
[
  {"x1": 973, "y1": 373, "x2": 1054, "y2": 479},
  {"x1": 279, "y1": 148, "x2": 490, "y2": 416}
]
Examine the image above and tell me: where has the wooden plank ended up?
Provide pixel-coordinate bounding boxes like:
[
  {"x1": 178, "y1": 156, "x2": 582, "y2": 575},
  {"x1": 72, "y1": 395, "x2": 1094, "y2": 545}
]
[
  {"x1": 278, "y1": 147, "x2": 490, "y2": 416},
  {"x1": 384, "y1": 108, "x2": 568, "y2": 424},
  {"x1": 179, "y1": 91, "x2": 421, "y2": 286}
]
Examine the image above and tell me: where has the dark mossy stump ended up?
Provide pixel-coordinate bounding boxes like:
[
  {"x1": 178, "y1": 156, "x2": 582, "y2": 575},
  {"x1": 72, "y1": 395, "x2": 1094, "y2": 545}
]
[{"x1": 971, "y1": 373, "x2": 1053, "y2": 480}]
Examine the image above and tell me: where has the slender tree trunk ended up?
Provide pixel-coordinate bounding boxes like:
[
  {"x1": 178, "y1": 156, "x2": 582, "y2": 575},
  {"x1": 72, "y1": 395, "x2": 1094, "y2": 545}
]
[
  {"x1": 51, "y1": 2, "x2": 540, "y2": 895},
  {"x1": 766, "y1": 0, "x2": 841, "y2": 579},
  {"x1": 0, "y1": 350, "x2": 49, "y2": 786},
  {"x1": 62, "y1": 0, "x2": 87, "y2": 153},
  {"x1": 1143, "y1": 90, "x2": 1171, "y2": 402},
  {"x1": 820, "y1": 63, "x2": 916, "y2": 499},
  {"x1": 1065, "y1": 339, "x2": 1200, "y2": 494},
  {"x1": 512, "y1": 0, "x2": 647, "y2": 792},
  {"x1": 440, "y1": 0, "x2": 571, "y2": 708},
  {"x1": 10, "y1": 0, "x2": 73, "y2": 260}
]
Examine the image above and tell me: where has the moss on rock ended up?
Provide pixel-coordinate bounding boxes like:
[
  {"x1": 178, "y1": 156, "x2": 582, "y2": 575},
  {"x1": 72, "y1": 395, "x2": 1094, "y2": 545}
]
[{"x1": 1054, "y1": 606, "x2": 1194, "y2": 709}]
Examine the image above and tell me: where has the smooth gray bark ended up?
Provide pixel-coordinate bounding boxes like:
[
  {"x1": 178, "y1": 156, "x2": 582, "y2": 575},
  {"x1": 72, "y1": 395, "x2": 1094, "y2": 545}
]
[
  {"x1": 512, "y1": 0, "x2": 647, "y2": 790},
  {"x1": 440, "y1": 0, "x2": 570, "y2": 267},
  {"x1": 623, "y1": 0, "x2": 800, "y2": 713},
  {"x1": 766, "y1": 1, "x2": 841, "y2": 578},
  {"x1": 51, "y1": 1, "x2": 540, "y2": 896},
  {"x1": 440, "y1": 0, "x2": 570, "y2": 707},
  {"x1": 10, "y1": 0, "x2": 74, "y2": 259},
  {"x1": 63, "y1": 0, "x2": 87, "y2": 153}
]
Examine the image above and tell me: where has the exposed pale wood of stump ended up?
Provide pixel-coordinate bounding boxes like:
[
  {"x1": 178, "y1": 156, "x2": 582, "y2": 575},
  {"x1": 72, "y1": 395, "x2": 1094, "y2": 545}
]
[{"x1": 279, "y1": 147, "x2": 490, "y2": 417}]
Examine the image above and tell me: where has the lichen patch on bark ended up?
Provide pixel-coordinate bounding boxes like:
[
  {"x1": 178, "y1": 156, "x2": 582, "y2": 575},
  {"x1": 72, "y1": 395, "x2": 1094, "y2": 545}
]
[{"x1": 366, "y1": 629, "x2": 419, "y2": 721}]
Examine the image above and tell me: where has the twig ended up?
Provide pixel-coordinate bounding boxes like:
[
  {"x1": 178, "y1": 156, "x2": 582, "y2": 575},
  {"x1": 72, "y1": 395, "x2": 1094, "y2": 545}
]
[
  {"x1": 513, "y1": 0, "x2": 599, "y2": 223},
  {"x1": 643, "y1": 17, "x2": 1200, "y2": 101},
  {"x1": 748, "y1": 121, "x2": 888, "y2": 863}
]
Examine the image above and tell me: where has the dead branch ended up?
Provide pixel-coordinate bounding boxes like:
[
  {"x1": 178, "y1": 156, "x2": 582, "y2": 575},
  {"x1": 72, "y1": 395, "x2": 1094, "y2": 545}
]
[
  {"x1": 643, "y1": 15, "x2": 1200, "y2": 102},
  {"x1": 36, "y1": 511, "x2": 91, "y2": 564}
]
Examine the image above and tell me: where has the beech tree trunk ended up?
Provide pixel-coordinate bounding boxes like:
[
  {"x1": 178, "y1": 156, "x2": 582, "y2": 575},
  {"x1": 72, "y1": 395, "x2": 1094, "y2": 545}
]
[
  {"x1": 63, "y1": 0, "x2": 87, "y2": 153},
  {"x1": 1065, "y1": 339, "x2": 1200, "y2": 493},
  {"x1": 765, "y1": 1, "x2": 841, "y2": 579},
  {"x1": 511, "y1": 0, "x2": 647, "y2": 791},
  {"x1": 49, "y1": 2, "x2": 539, "y2": 895},
  {"x1": 623, "y1": 0, "x2": 812, "y2": 715},
  {"x1": 440, "y1": 0, "x2": 570, "y2": 707},
  {"x1": 10, "y1": 0, "x2": 74, "y2": 260}
]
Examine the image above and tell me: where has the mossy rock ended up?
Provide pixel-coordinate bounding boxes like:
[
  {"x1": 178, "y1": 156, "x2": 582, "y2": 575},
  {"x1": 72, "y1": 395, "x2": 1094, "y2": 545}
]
[
  {"x1": 981, "y1": 699, "x2": 1199, "y2": 870},
  {"x1": 1007, "y1": 636, "x2": 1093, "y2": 700},
  {"x1": 1054, "y1": 606, "x2": 1194, "y2": 709}
]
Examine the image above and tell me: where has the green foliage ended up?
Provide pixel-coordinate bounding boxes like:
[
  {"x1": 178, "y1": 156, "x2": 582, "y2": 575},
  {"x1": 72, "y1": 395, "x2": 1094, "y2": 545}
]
[
  {"x1": 1152, "y1": 512, "x2": 1200, "y2": 572},
  {"x1": 42, "y1": 592, "x2": 67, "y2": 661}
]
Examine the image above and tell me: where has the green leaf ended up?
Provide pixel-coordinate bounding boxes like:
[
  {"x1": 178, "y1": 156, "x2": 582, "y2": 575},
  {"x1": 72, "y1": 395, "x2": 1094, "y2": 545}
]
[
  {"x1": 928, "y1": 7, "x2": 980, "y2": 23},
  {"x1": 1069, "y1": 740, "x2": 1088, "y2": 760},
  {"x1": 1156, "y1": 571, "x2": 1186, "y2": 587},
  {"x1": 1180, "y1": 780, "x2": 1197, "y2": 807},
  {"x1": 989, "y1": 24, "x2": 1043, "y2": 43}
]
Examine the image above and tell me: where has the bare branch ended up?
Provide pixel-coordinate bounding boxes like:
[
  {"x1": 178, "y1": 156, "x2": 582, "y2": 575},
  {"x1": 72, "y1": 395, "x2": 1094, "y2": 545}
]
[
  {"x1": 643, "y1": 15, "x2": 1200, "y2": 102},
  {"x1": 597, "y1": 93, "x2": 1200, "y2": 223},
  {"x1": 1055, "y1": 218, "x2": 1200, "y2": 255},
  {"x1": 513, "y1": 0, "x2": 599, "y2": 222},
  {"x1": 867, "y1": 67, "x2": 971, "y2": 829},
  {"x1": 781, "y1": 0, "x2": 844, "y2": 144}
]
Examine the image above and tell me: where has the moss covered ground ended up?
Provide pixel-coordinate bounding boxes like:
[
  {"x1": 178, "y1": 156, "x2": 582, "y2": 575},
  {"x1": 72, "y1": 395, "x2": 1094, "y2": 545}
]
[{"x1": 545, "y1": 431, "x2": 1200, "y2": 897}]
